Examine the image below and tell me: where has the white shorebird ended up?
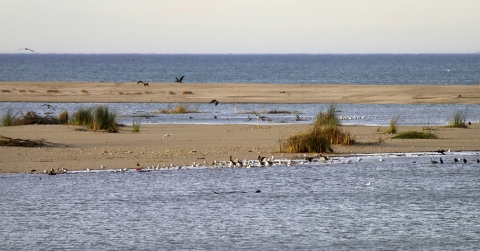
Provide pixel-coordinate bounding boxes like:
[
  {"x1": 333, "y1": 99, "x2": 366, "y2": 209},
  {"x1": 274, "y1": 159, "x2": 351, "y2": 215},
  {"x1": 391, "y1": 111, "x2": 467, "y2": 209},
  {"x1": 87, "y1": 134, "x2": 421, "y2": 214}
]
[
  {"x1": 365, "y1": 181, "x2": 371, "y2": 186},
  {"x1": 162, "y1": 134, "x2": 172, "y2": 140}
]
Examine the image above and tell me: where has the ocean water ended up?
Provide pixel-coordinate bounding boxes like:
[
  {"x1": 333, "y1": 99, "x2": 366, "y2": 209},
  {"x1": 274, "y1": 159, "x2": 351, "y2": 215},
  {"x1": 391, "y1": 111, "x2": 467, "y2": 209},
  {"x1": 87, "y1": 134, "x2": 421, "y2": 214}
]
[
  {"x1": 1, "y1": 54, "x2": 479, "y2": 84},
  {"x1": 1, "y1": 152, "x2": 480, "y2": 250}
]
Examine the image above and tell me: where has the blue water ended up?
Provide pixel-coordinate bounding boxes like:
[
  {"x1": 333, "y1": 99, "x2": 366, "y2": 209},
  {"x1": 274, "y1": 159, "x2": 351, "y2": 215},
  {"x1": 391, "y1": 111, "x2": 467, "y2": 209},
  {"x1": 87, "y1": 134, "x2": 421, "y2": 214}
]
[
  {"x1": 1, "y1": 102, "x2": 480, "y2": 126},
  {"x1": 1, "y1": 54, "x2": 479, "y2": 84},
  {"x1": 1, "y1": 153, "x2": 480, "y2": 250}
]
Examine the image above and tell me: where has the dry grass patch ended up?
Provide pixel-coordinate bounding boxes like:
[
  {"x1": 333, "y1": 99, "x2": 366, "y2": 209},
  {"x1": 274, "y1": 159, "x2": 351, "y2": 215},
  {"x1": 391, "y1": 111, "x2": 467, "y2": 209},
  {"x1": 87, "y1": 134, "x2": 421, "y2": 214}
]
[
  {"x1": 182, "y1": 90, "x2": 193, "y2": 95},
  {"x1": 46, "y1": 89, "x2": 59, "y2": 93},
  {"x1": 28, "y1": 90, "x2": 36, "y2": 93},
  {"x1": 18, "y1": 89, "x2": 26, "y2": 93},
  {"x1": 81, "y1": 90, "x2": 88, "y2": 94},
  {"x1": 168, "y1": 91, "x2": 176, "y2": 95},
  {"x1": 1, "y1": 90, "x2": 11, "y2": 93}
]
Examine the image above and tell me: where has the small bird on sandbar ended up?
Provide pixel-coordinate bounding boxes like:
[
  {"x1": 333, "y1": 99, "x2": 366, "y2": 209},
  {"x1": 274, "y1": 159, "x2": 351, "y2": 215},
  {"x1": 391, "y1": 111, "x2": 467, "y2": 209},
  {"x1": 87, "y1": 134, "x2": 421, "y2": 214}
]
[{"x1": 209, "y1": 99, "x2": 219, "y2": 106}]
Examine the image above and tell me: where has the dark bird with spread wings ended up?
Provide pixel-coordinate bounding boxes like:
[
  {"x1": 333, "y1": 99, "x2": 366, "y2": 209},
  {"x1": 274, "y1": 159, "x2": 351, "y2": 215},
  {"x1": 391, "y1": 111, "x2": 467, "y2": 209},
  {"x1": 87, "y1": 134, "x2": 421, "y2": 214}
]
[
  {"x1": 137, "y1": 80, "x2": 149, "y2": 87},
  {"x1": 209, "y1": 99, "x2": 220, "y2": 106},
  {"x1": 175, "y1": 76, "x2": 184, "y2": 83},
  {"x1": 42, "y1": 104, "x2": 56, "y2": 111}
]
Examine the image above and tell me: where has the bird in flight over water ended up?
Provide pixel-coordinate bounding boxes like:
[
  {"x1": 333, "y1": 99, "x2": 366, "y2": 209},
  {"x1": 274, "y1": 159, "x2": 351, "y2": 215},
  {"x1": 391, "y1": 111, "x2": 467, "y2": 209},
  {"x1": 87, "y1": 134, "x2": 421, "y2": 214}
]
[
  {"x1": 209, "y1": 99, "x2": 220, "y2": 106},
  {"x1": 175, "y1": 76, "x2": 184, "y2": 83},
  {"x1": 42, "y1": 104, "x2": 56, "y2": 111},
  {"x1": 18, "y1": 48, "x2": 35, "y2": 52},
  {"x1": 137, "y1": 80, "x2": 149, "y2": 87}
]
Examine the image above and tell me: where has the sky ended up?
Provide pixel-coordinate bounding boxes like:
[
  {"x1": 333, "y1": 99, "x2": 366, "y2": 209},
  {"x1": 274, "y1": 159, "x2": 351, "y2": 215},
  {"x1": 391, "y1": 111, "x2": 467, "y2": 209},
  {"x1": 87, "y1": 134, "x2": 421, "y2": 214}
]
[{"x1": 1, "y1": 0, "x2": 479, "y2": 54}]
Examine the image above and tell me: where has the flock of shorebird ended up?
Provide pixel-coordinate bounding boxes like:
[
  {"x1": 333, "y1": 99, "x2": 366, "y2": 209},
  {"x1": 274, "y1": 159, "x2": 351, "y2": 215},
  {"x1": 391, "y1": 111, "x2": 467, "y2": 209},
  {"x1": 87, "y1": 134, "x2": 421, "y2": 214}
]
[{"x1": 31, "y1": 154, "x2": 480, "y2": 176}]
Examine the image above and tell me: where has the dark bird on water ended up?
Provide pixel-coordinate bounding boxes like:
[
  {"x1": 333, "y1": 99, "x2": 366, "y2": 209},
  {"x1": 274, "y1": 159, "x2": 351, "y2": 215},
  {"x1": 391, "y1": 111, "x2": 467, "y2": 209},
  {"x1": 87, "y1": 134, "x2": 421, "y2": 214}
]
[
  {"x1": 454, "y1": 157, "x2": 459, "y2": 163},
  {"x1": 210, "y1": 99, "x2": 220, "y2": 106},
  {"x1": 439, "y1": 158, "x2": 443, "y2": 164},
  {"x1": 137, "y1": 80, "x2": 149, "y2": 87},
  {"x1": 175, "y1": 76, "x2": 184, "y2": 83},
  {"x1": 462, "y1": 158, "x2": 467, "y2": 164},
  {"x1": 42, "y1": 104, "x2": 56, "y2": 111},
  {"x1": 18, "y1": 48, "x2": 35, "y2": 52}
]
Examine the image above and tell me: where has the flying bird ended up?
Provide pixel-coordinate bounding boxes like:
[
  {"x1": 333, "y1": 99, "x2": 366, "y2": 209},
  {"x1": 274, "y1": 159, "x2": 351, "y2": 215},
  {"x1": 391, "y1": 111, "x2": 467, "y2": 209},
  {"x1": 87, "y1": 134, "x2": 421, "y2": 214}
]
[
  {"x1": 137, "y1": 80, "x2": 149, "y2": 87},
  {"x1": 18, "y1": 48, "x2": 35, "y2": 52},
  {"x1": 175, "y1": 76, "x2": 184, "y2": 83},
  {"x1": 42, "y1": 104, "x2": 56, "y2": 111},
  {"x1": 209, "y1": 99, "x2": 219, "y2": 106}
]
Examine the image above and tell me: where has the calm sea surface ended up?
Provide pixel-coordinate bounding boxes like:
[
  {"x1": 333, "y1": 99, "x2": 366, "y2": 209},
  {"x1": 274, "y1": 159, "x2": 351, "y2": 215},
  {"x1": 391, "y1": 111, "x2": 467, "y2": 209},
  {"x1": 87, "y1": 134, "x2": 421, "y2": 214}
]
[
  {"x1": 2, "y1": 54, "x2": 480, "y2": 249},
  {"x1": 1, "y1": 54, "x2": 479, "y2": 84},
  {"x1": 1, "y1": 153, "x2": 480, "y2": 250}
]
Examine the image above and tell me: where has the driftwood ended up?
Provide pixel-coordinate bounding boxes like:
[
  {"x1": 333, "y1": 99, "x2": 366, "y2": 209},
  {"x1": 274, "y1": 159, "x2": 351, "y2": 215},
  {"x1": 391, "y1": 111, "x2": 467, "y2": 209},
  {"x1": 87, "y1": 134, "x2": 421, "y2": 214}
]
[
  {"x1": 0, "y1": 135, "x2": 50, "y2": 147},
  {"x1": 15, "y1": 111, "x2": 60, "y2": 125}
]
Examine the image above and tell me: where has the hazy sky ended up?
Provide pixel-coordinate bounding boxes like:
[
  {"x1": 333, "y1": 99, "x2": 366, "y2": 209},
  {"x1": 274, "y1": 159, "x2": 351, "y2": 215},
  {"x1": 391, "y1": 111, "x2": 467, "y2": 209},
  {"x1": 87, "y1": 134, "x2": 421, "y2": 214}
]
[{"x1": 1, "y1": 0, "x2": 479, "y2": 54}]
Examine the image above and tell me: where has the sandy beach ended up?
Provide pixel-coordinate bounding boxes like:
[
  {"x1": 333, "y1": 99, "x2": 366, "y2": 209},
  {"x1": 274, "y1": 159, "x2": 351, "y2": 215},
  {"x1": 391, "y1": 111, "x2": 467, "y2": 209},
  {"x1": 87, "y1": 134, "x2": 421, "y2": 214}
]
[{"x1": 1, "y1": 82, "x2": 479, "y2": 173}]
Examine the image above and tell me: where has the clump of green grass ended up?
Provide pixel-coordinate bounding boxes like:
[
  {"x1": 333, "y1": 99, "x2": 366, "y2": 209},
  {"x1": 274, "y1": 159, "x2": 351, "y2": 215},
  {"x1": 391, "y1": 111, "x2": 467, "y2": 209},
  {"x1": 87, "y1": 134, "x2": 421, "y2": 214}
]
[
  {"x1": 447, "y1": 110, "x2": 468, "y2": 128},
  {"x1": 392, "y1": 130, "x2": 438, "y2": 139},
  {"x1": 385, "y1": 115, "x2": 400, "y2": 134},
  {"x1": 159, "y1": 104, "x2": 198, "y2": 114},
  {"x1": 70, "y1": 106, "x2": 94, "y2": 126},
  {"x1": 92, "y1": 105, "x2": 118, "y2": 132},
  {"x1": 59, "y1": 110, "x2": 69, "y2": 124},
  {"x1": 132, "y1": 118, "x2": 141, "y2": 133},
  {"x1": 2, "y1": 107, "x2": 17, "y2": 126},
  {"x1": 281, "y1": 105, "x2": 355, "y2": 153}
]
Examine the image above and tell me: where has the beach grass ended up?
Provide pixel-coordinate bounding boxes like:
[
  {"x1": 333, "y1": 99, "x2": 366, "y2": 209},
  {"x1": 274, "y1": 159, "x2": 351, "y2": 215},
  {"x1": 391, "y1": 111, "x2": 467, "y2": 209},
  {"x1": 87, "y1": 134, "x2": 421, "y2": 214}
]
[
  {"x1": 182, "y1": 90, "x2": 193, "y2": 95},
  {"x1": 46, "y1": 89, "x2": 59, "y2": 93},
  {"x1": 392, "y1": 130, "x2": 438, "y2": 139},
  {"x1": 2, "y1": 107, "x2": 17, "y2": 126},
  {"x1": 70, "y1": 106, "x2": 94, "y2": 126},
  {"x1": 132, "y1": 118, "x2": 141, "y2": 133},
  {"x1": 447, "y1": 110, "x2": 468, "y2": 128},
  {"x1": 59, "y1": 110, "x2": 69, "y2": 124},
  {"x1": 159, "y1": 104, "x2": 198, "y2": 114},
  {"x1": 92, "y1": 105, "x2": 118, "y2": 132},
  {"x1": 281, "y1": 105, "x2": 354, "y2": 153},
  {"x1": 385, "y1": 115, "x2": 399, "y2": 134}
]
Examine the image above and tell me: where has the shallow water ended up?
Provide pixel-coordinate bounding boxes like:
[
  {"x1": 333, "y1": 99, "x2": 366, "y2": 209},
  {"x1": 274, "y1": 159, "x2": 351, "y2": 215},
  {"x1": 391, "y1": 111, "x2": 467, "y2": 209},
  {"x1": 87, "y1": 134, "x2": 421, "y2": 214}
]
[
  {"x1": 2, "y1": 102, "x2": 480, "y2": 126},
  {"x1": 1, "y1": 152, "x2": 480, "y2": 250}
]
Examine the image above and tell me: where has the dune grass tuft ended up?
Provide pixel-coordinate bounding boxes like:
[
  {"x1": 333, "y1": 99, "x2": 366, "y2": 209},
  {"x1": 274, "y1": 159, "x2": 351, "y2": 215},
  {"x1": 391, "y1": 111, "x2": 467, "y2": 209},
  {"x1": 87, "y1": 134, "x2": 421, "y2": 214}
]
[
  {"x1": 70, "y1": 106, "x2": 94, "y2": 126},
  {"x1": 182, "y1": 90, "x2": 193, "y2": 95},
  {"x1": 2, "y1": 107, "x2": 17, "y2": 126},
  {"x1": 92, "y1": 105, "x2": 118, "y2": 132},
  {"x1": 46, "y1": 89, "x2": 59, "y2": 93},
  {"x1": 392, "y1": 130, "x2": 438, "y2": 139},
  {"x1": 59, "y1": 110, "x2": 69, "y2": 124},
  {"x1": 447, "y1": 110, "x2": 468, "y2": 128},
  {"x1": 281, "y1": 105, "x2": 355, "y2": 153},
  {"x1": 132, "y1": 118, "x2": 141, "y2": 133},
  {"x1": 385, "y1": 115, "x2": 399, "y2": 134},
  {"x1": 159, "y1": 104, "x2": 198, "y2": 114}
]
